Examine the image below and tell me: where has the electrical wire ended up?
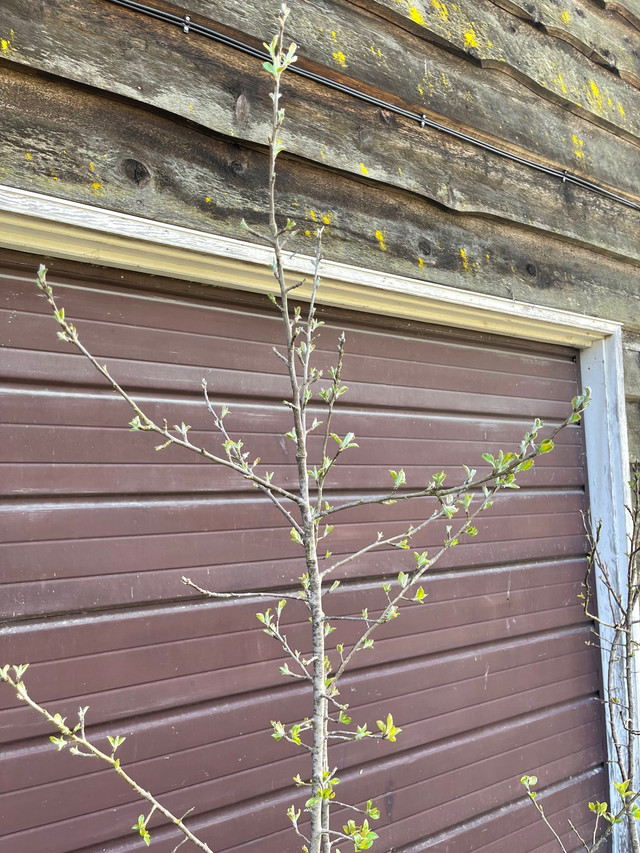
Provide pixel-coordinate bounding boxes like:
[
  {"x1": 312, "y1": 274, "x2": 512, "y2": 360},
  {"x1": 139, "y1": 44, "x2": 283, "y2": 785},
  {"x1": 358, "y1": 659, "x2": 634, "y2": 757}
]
[{"x1": 106, "y1": 0, "x2": 640, "y2": 212}]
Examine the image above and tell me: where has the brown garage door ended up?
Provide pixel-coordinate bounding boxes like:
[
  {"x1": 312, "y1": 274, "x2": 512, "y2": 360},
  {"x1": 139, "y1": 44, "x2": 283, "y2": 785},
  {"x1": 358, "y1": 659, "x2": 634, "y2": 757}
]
[{"x1": 0, "y1": 253, "x2": 608, "y2": 853}]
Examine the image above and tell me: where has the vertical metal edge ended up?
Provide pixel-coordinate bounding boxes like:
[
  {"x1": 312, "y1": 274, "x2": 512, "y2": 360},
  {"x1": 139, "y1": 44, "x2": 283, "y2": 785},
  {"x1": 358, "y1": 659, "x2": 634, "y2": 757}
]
[{"x1": 581, "y1": 329, "x2": 633, "y2": 853}]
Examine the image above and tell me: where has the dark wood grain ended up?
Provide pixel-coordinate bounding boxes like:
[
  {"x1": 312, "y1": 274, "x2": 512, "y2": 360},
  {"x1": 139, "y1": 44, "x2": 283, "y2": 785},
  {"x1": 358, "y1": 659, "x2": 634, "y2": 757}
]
[
  {"x1": 358, "y1": 0, "x2": 640, "y2": 138},
  {"x1": 2, "y1": 64, "x2": 639, "y2": 324},
  {"x1": 1, "y1": 1, "x2": 638, "y2": 255}
]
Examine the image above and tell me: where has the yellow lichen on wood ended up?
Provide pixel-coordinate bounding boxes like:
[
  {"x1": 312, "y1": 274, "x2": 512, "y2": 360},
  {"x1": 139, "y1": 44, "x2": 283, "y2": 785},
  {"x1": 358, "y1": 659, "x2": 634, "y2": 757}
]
[
  {"x1": 587, "y1": 79, "x2": 603, "y2": 114},
  {"x1": 25, "y1": 152, "x2": 32, "y2": 161},
  {"x1": 561, "y1": 9, "x2": 570, "y2": 23},
  {"x1": 409, "y1": 6, "x2": 426, "y2": 25},
  {"x1": 308, "y1": 209, "x2": 332, "y2": 225},
  {"x1": 1, "y1": 29, "x2": 15, "y2": 54},
  {"x1": 460, "y1": 248, "x2": 469, "y2": 270},
  {"x1": 375, "y1": 229, "x2": 388, "y2": 251},
  {"x1": 572, "y1": 134, "x2": 584, "y2": 159},
  {"x1": 418, "y1": 257, "x2": 424, "y2": 269},
  {"x1": 459, "y1": 249, "x2": 478, "y2": 272},
  {"x1": 431, "y1": 0, "x2": 449, "y2": 22},
  {"x1": 464, "y1": 27, "x2": 479, "y2": 48},
  {"x1": 360, "y1": 163, "x2": 369, "y2": 176},
  {"x1": 330, "y1": 29, "x2": 346, "y2": 67}
]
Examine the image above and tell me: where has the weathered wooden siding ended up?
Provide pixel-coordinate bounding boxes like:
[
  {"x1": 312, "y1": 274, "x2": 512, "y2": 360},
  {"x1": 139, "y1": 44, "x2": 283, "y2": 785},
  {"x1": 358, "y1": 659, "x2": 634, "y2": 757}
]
[
  {"x1": 1, "y1": 0, "x2": 638, "y2": 448},
  {"x1": 0, "y1": 255, "x2": 607, "y2": 852}
]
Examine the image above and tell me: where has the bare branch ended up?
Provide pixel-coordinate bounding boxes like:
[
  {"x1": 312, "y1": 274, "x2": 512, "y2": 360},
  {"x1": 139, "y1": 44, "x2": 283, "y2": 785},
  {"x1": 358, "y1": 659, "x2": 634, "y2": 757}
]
[{"x1": 0, "y1": 667, "x2": 213, "y2": 853}]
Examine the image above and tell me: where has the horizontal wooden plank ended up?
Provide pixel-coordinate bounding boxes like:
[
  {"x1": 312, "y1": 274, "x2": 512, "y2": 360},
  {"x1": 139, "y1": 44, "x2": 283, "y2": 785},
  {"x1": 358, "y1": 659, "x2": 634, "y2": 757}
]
[
  {"x1": 0, "y1": 26, "x2": 638, "y2": 262},
  {"x1": 3, "y1": 0, "x2": 639, "y2": 206},
  {"x1": 2, "y1": 81, "x2": 638, "y2": 332},
  {"x1": 359, "y1": 0, "x2": 640, "y2": 138},
  {"x1": 490, "y1": 0, "x2": 640, "y2": 87},
  {"x1": 600, "y1": 0, "x2": 640, "y2": 32}
]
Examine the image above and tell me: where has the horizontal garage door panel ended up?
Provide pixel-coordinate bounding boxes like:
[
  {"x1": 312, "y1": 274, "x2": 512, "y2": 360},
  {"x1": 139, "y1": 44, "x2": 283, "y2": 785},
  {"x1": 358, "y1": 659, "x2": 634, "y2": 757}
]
[{"x1": 0, "y1": 259, "x2": 606, "y2": 853}]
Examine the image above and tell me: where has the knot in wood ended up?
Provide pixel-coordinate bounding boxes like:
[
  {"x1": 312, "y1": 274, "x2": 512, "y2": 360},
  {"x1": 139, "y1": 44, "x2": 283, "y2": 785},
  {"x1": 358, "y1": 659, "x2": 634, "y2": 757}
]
[{"x1": 122, "y1": 159, "x2": 151, "y2": 187}]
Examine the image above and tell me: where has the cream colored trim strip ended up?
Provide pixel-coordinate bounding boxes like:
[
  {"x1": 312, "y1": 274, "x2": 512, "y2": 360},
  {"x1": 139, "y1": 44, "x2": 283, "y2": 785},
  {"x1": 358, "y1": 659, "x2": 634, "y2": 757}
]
[{"x1": 0, "y1": 185, "x2": 620, "y2": 348}]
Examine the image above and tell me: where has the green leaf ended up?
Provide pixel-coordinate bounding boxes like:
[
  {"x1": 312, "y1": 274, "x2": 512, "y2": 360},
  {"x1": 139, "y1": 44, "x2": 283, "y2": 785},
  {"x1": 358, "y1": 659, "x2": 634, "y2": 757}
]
[
  {"x1": 389, "y1": 468, "x2": 406, "y2": 489},
  {"x1": 376, "y1": 712, "x2": 402, "y2": 742},
  {"x1": 614, "y1": 780, "x2": 630, "y2": 797},
  {"x1": 271, "y1": 720, "x2": 285, "y2": 741},
  {"x1": 517, "y1": 457, "x2": 534, "y2": 471},
  {"x1": 539, "y1": 439, "x2": 554, "y2": 453},
  {"x1": 414, "y1": 550, "x2": 430, "y2": 569},
  {"x1": 413, "y1": 586, "x2": 426, "y2": 602},
  {"x1": 107, "y1": 735, "x2": 126, "y2": 753},
  {"x1": 131, "y1": 814, "x2": 151, "y2": 846},
  {"x1": 366, "y1": 800, "x2": 380, "y2": 820}
]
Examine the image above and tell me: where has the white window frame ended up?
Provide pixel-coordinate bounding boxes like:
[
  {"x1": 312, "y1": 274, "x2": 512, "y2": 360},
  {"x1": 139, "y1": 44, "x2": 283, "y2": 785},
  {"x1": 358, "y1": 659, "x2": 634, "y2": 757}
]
[{"x1": 0, "y1": 184, "x2": 632, "y2": 851}]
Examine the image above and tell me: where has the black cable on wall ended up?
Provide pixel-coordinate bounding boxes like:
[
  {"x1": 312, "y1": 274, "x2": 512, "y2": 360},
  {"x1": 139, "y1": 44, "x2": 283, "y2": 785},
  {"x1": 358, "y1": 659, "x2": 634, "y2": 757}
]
[{"x1": 106, "y1": 0, "x2": 640, "y2": 213}]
